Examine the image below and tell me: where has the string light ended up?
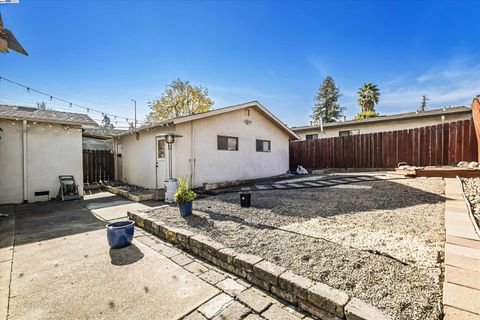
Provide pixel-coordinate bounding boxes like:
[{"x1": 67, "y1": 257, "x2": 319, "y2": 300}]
[{"x1": 0, "y1": 76, "x2": 140, "y2": 124}]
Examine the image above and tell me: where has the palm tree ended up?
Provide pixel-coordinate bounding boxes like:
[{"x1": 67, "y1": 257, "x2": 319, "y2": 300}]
[{"x1": 357, "y1": 83, "x2": 380, "y2": 113}]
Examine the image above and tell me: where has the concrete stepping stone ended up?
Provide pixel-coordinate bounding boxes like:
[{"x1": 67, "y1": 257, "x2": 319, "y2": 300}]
[
  {"x1": 212, "y1": 301, "x2": 250, "y2": 320},
  {"x1": 199, "y1": 270, "x2": 227, "y2": 285},
  {"x1": 262, "y1": 304, "x2": 301, "y2": 320},
  {"x1": 355, "y1": 176, "x2": 376, "y2": 180},
  {"x1": 237, "y1": 289, "x2": 272, "y2": 313},
  {"x1": 304, "y1": 182, "x2": 323, "y2": 187},
  {"x1": 185, "y1": 261, "x2": 210, "y2": 275},
  {"x1": 445, "y1": 265, "x2": 480, "y2": 290},
  {"x1": 184, "y1": 311, "x2": 208, "y2": 320},
  {"x1": 326, "y1": 179, "x2": 349, "y2": 184},
  {"x1": 286, "y1": 183, "x2": 305, "y2": 188},
  {"x1": 216, "y1": 278, "x2": 247, "y2": 296},
  {"x1": 197, "y1": 293, "x2": 234, "y2": 319},
  {"x1": 443, "y1": 282, "x2": 480, "y2": 315},
  {"x1": 171, "y1": 254, "x2": 193, "y2": 267}
]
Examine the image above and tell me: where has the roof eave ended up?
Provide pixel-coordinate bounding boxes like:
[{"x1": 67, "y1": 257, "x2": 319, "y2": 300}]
[
  {"x1": 291, "y1": 108, "x2": 472, "y2": 132},
  {"x1": 0, "y1": 115, "x2": 98, "y2": 127}
]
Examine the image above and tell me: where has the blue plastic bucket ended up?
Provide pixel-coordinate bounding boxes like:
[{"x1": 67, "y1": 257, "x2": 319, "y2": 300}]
[
  {"x1": 106, "y1": 221, "x2": 135, "y2": 249},
  {"x1": 179, "y1": 201, "x2": 192, "y2": 217}
]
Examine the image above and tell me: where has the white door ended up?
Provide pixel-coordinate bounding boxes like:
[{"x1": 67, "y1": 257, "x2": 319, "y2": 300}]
[{"x1": 155, "y1": 137, "x2": 167, "y2": 189}]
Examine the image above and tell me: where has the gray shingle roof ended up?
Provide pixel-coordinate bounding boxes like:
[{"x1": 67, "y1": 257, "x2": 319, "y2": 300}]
[
  {"x1": 0, "y1": 104, "x2": 97, "y2": 126},
  {"x1": 291, "y1": 106, "x2": 471, "y2": 132}
]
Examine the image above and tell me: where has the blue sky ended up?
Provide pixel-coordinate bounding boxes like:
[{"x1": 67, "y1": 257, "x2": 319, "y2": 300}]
[{"x1": 1, "y1": 0, "x2": 480, "y2": 127}]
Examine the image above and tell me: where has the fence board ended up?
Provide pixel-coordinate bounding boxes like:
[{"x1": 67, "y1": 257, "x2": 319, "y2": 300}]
[
  {"x1": 290, "y1": 119, "x2": 477, "y2": 169},
  {"x1": 83, "y1": 149, "x2": 114, "y2": 183}
]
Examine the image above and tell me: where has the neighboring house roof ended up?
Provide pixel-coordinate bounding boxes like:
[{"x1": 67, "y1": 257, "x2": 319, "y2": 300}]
[
  {"x1": 0, "y1": 104, "x2": 97, "y2": 126},
  {"x1": 291, "y1": 106, "x2": 471, "y2": 132},
  {"x1": 82, "y1": 127, "x2": 126, "y2": 140},
  {"x1": 116, "y1": 101, "x2": 300, "y2": 140}
]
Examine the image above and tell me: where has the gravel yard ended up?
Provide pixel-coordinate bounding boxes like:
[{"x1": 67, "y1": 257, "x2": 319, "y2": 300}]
[
  {"x1": 144, "y1": 176, "x2": 446, "y2": 320},
  {"x1": 461, "y1": 177, "x2": 480, "y2": 228}
]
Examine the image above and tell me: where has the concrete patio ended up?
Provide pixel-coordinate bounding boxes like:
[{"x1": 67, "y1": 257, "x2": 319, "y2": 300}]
[
  {"x1": 0, "y1": 194, "x2": 217, "y2": 320},
  {"x1": 0, "y1": 193, "x2": 312, "y2": 320}
]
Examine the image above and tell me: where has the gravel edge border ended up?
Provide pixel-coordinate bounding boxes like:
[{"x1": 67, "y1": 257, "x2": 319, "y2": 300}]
[{"x1": 128, "y1": 209, "x2": 392, "y2": 320}]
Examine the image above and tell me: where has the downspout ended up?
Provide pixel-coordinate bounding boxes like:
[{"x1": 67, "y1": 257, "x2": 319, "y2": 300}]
[
  {"x1": 22, "y1": 120, "x2": 28, "y2": 203},
  {"x1": 190, "y1": 120, "x2": 195, "y2": 187}
]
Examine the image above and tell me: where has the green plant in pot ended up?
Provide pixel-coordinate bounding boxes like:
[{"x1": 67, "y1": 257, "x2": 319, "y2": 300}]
[{"x1": 174, "y1": 176, "x2": 196, "y2": 217}]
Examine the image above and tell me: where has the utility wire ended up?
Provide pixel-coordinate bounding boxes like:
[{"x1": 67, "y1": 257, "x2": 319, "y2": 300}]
[{"x1": 0, "y1": 76, "x2": 141, "y2": 124}]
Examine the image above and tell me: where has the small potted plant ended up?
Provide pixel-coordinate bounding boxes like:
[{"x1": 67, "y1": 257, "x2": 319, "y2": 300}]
[{"x1": 174, "y1": 176, "x2": 197, "y2": 217}]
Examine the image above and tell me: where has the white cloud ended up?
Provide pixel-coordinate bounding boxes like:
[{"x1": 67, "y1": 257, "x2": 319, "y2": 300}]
[{"x1": 378, "y1": 56, "x2": 479, "y2": 112}]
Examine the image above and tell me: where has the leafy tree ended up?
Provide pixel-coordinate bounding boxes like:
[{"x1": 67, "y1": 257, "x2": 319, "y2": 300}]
[
  {"x1": 418, "y1": 95, "x2": 429, "y2": 112},
  {"x1": 311, "y1": 76, "x2": 344, "y2": 123},
  {"x1": 148, "y1": 79, "x2": 214, "y2": 122},
  {"x1": 356, "y1": 83, "x2": 380, "y2": 119},
  {"x1": 354, "y1": 110, "x2": 379, "y2": 119}
]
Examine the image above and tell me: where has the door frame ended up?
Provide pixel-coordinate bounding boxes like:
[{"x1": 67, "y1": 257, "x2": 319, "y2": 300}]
[{"x1": 155, "y1": 136, "x2": 167, "y2": 189}]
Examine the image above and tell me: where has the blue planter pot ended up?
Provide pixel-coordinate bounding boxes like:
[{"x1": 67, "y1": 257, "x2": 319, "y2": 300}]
[
  {"x1": 107, "y1": 221, "x2": 135, "y2": 249},
  {"x1": 179, "y1": 201, "x2": 193, "y2": 217}
]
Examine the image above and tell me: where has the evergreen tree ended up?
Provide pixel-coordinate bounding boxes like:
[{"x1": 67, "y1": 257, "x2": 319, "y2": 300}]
[
  {"x1": 418, "y1": 95, "x2": 428, "y2": 112},
  {"x1": 311, "y1": 76, "x2": 344, "y2": 123}
]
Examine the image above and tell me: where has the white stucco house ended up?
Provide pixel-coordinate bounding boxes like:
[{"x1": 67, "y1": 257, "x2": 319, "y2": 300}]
[
  {"x1": 292, "y1": 106, "x2": 471, "y2": 140},
  {"x1": 114, "y1": 101, "x2": 299, "y2": 189},
  {"x1": 0, "y1": 104, "x2": 96, "y2": 204}
]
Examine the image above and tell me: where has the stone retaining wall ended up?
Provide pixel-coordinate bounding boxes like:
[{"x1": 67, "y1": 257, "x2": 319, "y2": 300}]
[
  {"x1": 103, "y1": 185, "x2": 163, "y2": 202},
  {"x1": 128, "y1": 210, "x2": 391, "y2": 320}
]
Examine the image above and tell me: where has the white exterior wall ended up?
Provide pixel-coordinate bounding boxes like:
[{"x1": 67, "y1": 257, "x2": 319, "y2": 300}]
[
  {"x1": 176, "y1": 107, "x2": 290, "y2": 187},
  {"x1": 119, "y1": 130, "x2": 157, "y2": 189},
  {"x1": 295, "y1": 113, "x2": 471, "y2": 140},
  {"x1": 117, "y1": 127, "x2": 175, "y2": 189},
  {"x1": 0, "y1": 120, "x2": 83, "y2": 204},
  {"x1": 0, "y1": 120, "x2": 23, "y2": 204},
  {"x1": 116, "y1": 107, "x2": 291, "y2": 189}
]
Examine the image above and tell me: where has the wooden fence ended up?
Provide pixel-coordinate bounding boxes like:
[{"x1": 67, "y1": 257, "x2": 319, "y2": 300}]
[
  {"x1": 472, "y1": 98, "x2": 480, "y2": 161},
  {"x1": 290, "y1": 119, "x2": 478, "y2": 169},
  {"x1": 83, "y1": 149, "x2": 115, "y2": 183}
]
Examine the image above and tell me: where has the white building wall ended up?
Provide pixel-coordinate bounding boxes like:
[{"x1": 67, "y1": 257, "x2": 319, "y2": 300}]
[
  {"x1": 0, "y1": 121, "x2": 83, "y2": 204},
  {"x1": 117, "y1": 128, "x2": 175, "y2": 189},
  {"x1": 117, "y1": 107, "x2": 291, "y2": 189},
  {"x1": 26, "y1": 123, "x2": 83, "y2": 203},
  {"x1": 176, "y1": 107, "x2": 290, "y2": 188},
  {"x1": 118, "y1": 131, "x2": 158, "y2": 189},
  {"x1": 294, "y1": 113, "x2": 471, "y2": 140},
  {"x1": 0, "y1": 120, "x2": 24, "y2": 204}
]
